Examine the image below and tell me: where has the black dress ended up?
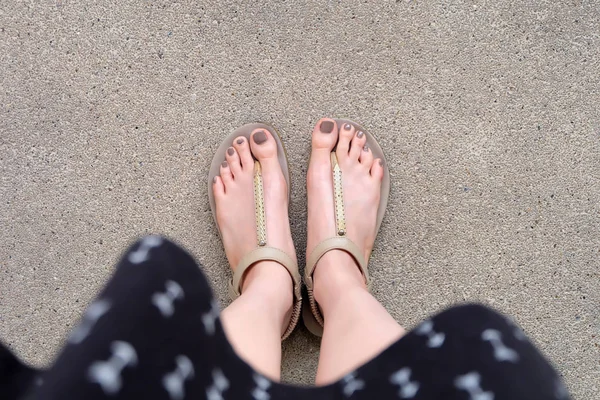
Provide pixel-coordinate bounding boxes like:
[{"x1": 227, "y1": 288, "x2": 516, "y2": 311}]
[{"x1": 1, "y1": 237, "x2": 570, "y2": 400}]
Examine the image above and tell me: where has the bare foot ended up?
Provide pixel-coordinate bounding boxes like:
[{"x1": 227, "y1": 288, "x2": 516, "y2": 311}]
[
  {"x1": 212, "y1": 129, "x2": 295, "y2": 312},
  {"x1": 306, "y1": 118, "x2": 384, "y2": 291}
]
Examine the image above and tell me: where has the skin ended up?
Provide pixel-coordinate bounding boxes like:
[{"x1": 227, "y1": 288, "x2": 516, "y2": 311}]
[{"x1": 213, "y1": 119, "x2": 405, "y2": 384}]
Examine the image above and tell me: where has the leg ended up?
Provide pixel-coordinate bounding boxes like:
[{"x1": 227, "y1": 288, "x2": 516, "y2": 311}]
[
  {"x1": 221, "y1": 260, "x2": 292, "y2": 381},
  {"x1": 313, "y1": 251, "x2": 405, "y2": 385},
  {"x1": 213, "y1": 130, "x2": 297, "y2": 381},
  {"x1": 306, "y1": 119, "x2": 405, "y2": 385}
]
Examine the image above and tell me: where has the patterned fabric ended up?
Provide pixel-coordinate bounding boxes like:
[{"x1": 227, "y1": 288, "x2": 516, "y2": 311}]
[{"x1": 1, "y1": 237, "x2": 570, "y2": 400}]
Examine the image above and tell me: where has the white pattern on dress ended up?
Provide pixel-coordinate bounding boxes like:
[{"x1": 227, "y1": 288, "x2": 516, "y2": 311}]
[
  {"x1": 202, "y1": 299, "x2": 220, "y2": 335},
  {"x1": 68, "y1": 299, "x2": 111, "y2": 344},
  {"x1": 505, "y1": 317, "x2": 527, "y2": 341},
  {"x1": 251, "y1": 373, "x2": 272, "y2": 400},
  {"x1": 554, "y1": 378, "x2": 569, "y2": 399},
  {"x1": 152, "y1": 280, "x2": 184, "y2": 317},
  {"x1": 341, "y1": 371, "x2": 365, "y2": 397},
  {"x1": 128, "y1": 235, "x2": 163, "y2": 264},
  {"x1": 455, "y1": 371, "x2": 494, "y2": 400},
  {"x1": 415, "y1": 320, "x2": 446, "y2": 348},
  {"x1": 88, "y1": 341, "x2": 138, "y2": 395},
  {"x1": 481, "y1": 329, "x2": 519, "y2": 363},
  {"x1": 162, "y1": 355, "x2": 195, "y2": 400},
  {"x1": 390, "y1": 367, "x2": 420, "y2": 399},
  {"x1": 206, "y1": 368, "x2": 229, "y2": 400}
]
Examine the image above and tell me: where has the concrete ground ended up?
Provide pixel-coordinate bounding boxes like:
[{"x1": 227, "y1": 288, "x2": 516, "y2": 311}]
[{"x1": 1, "y1": 1, "x2": 599, "y2": 398}]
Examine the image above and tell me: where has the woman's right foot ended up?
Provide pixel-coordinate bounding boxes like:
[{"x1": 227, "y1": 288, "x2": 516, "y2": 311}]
[
  {"x1": 213, "y1": 129, "x2": 295, "y2": 329},
  {"x1": 306, "y1": 118, "x2": 385, "y2": 299}
]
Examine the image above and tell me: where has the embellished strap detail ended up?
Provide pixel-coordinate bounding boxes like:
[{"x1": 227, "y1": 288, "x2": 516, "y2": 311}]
[
  {"x1": 253, "y1": 161, "x2": 267, "y2": 247},
  {"x1": 331, "y1": 153, "x2": 347, "y2": 236}
]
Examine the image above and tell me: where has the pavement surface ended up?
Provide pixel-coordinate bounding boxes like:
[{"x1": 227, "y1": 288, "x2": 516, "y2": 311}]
[{"x1": 1, "y1": 1, "x2": 599, "y2": 398}]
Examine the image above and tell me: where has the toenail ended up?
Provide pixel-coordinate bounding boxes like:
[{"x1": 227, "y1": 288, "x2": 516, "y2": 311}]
[
  {"x1": 320, "y1": 120, "x2": 334, "y2": 133},
  {"x1": 357, "y1": 131, "x2": 364, "y2": 138},
  {"x1": 344, "y1": 123, "x2": 351, "y2": 131},
  {"x1": 236, "y1": 138, "x2": 244, "y2": 145},
  {"x1": 253, "y1": 130, "x2": 267, "y2": 144},
  {"x1": 379, "y1": 160, "x2": 384, "y2": 166},
  {"x1": 213, "y1": 176, "x2": 217, "y2": 183},
  {"x1": 227, "y1": 147, "x2": 235, "y2": 156},
  {"x1": 363, "y1": 144, "x2": 369, "y2": 152},
  {"x1": 221, "y1": 161, "x2": 228, "y2": 168}
]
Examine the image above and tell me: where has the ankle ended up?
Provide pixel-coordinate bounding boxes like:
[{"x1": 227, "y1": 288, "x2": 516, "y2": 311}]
[
  {"x1": 241, "y1": 260, "x2": 294, "y2": 316},
  {"x1": 313, "y1": 251, "x2": 367, "y2": 307}
]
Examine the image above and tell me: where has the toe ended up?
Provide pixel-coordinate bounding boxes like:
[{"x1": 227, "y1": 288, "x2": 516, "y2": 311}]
[
  {"x1": 225, "y1": 146, "x2": 242, "y2": 176},
  {"x1": 370, "y1": 158, "x2": 385, "y2": 181},
  {"x1": 212, "y1": 175, "x2": 225, "y2": 197},
  {"x1": 233, "y1": 136, "x2": 254, "y2": 171},
  {"x1": 359, "y1": 143, "x2": 374, "y2": 169},
  {"x1": 220, "y1": 160, "x2": 233, "y2": 185},
  {"x1": 312, "y1": 118, "x2": 339, "y2": 151},
  {"x1": 250, "y1": 128, "x2": 278, "y2": 164},
  {"x1": 349, "y1": 129, "x2": 366, "y2": 161},
  {"x1": 336, "y1": 122, "x2": 355, "y2": 162}
]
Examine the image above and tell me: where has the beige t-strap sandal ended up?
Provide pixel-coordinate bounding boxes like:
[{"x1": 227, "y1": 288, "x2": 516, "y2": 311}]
[
  {"x1": 303, "y1": 119, "x2": 391, "y2": 337},
  {"x1": 208, "y1": 123, "x2": 302, "y2": 340}
]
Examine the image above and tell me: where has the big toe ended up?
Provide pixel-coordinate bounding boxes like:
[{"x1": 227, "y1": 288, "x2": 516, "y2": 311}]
[
  {"x1": 250, "y1": 128, "x2": 278, "y2": 161},
  {"x1": 312, "y1": 118, "x2": 339, "y2": 151}
]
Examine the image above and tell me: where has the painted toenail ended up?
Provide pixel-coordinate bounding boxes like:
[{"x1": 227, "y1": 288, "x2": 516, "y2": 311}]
[
  {"x1": 213, "y1": 176, "x2": 217, "y2": 183},
  {"x1": 320, "y1": 121, "x2": 334, "y2": 133},
  {"x1": 344, "y1": 123, "x2": 351, "y2": 130},
  {"x1": 221, "y1": 161, "x2": 228, "y2": 168},
  {"x1": 363, "y1": 144, "x2": 369, "y2": 152},
  {"x1": 227, "y1": 147, "x2": 235, "y2": 156},
  {"x1": 357, "y1": 131, "x2": 364, "y2": 138},
  {"x1": 253, "y1": 130, "x2": 267, "y2": 144},
  {"x1": 236, "y1": 138, "x2": 244, "y2": 145},
  {"x1": 379, "y1": 160, "x2": 384, "y2": 166}
]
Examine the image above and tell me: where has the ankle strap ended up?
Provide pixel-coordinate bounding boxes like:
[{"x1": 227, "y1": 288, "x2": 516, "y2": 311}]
[
  {"x1": 229, "y1": 246, "x2": 301, "y2": 300},
  {"x1": 304, "y1": 237, "x2": 369, "y2": 290}
]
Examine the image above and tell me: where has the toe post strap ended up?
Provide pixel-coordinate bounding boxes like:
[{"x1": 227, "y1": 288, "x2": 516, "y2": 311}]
[
  {"x1": 331, "y1": 153, "x2": 347, "y2": 236},
  {"x1": 253, "y1": 161, "x2": 267, "y2": 246}
]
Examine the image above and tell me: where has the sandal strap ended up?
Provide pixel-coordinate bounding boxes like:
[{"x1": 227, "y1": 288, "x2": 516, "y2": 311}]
[
  {"x1": 230, "y1": 245, "x2": 302, "y2": 340},
  {"x1": 331, "y1": 153, "x2": 347, "y2": 236},
  {"x1": 229, "y1": 246, "x2": 301, "y2": 299},
  {"x1": 253, "y1": 161, "x2": 267, "y2": 247},
  {"x1": 305, "y1": 236, "x2": 370, "y2": 290}
]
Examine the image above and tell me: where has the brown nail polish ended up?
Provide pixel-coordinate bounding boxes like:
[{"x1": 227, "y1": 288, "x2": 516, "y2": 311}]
[
  {"x1": 253, "y1": 130, "x2": 267, "y2": 144},
  {"x1": 227, "y1": 147, "x2": 235, "y2": 156},
  {"x1": 363, "y1": 144, "x2": 369, "y2": 152},
  {"x1": 320, "y1": 120, "x2": 334, "y2": 133},
  {"x1": 344, "y1": 123, "x2": 351, "y2": 130},
  {"x1": 357, "y1": 131, "x2": 364, "y2": 138},
  {"x1": 236, "y1": 138, "x2": 244, "y2": 145},
  {"x1": 221, "y1": 161, "x2": 228, "y2": 168},
  {"x1": 379, "y1": 160, "x2": 384, "y2": 166},
  {"x1": 213, "y1": 176, "x2": 217, "y2": 183}
]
